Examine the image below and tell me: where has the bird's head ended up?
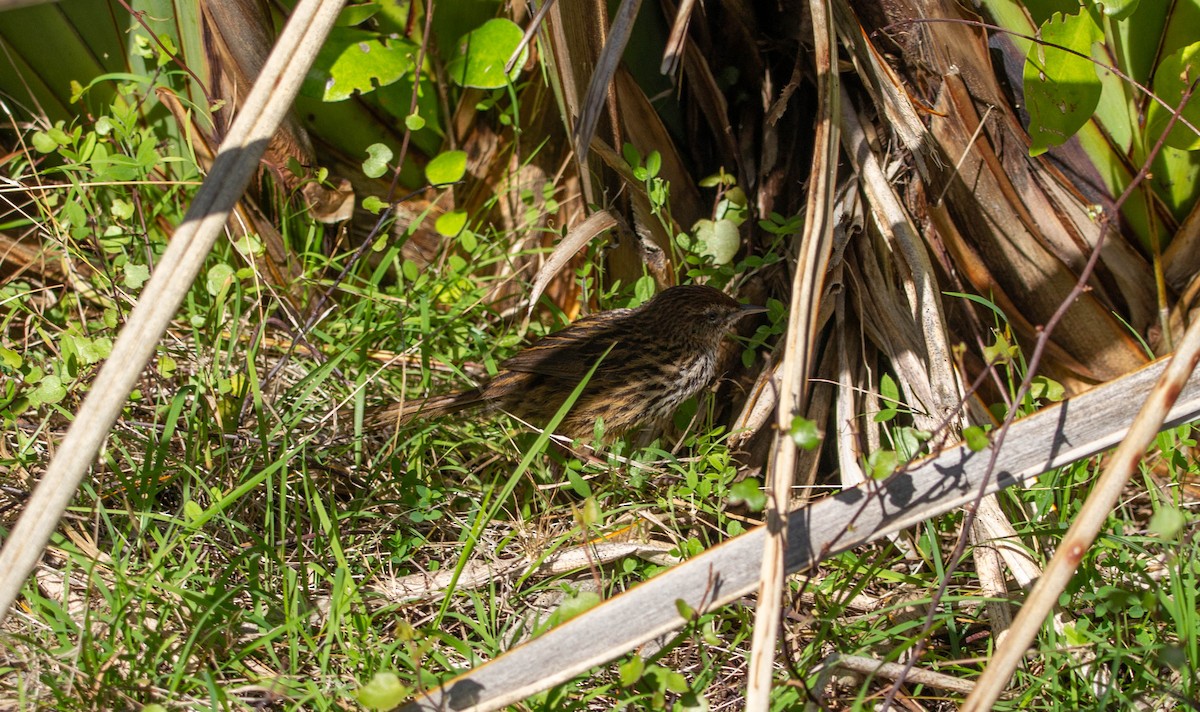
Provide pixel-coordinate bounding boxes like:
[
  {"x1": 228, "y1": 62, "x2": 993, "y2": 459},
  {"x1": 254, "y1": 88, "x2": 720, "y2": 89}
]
[{"x1": 639, "y1": 284, "x2": 768, "y2": 345}]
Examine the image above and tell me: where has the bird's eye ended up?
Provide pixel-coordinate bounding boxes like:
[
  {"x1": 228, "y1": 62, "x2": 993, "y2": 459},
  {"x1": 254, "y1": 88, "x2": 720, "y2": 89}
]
[{"x1": 704, "y1": 309, "x2": 721, "y2": 324}]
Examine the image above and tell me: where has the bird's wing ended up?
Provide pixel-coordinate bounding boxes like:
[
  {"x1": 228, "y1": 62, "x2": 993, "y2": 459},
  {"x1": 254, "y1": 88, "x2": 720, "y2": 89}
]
[{"x1": 500, "y1": 309, "x2": 631, "y2": 379}]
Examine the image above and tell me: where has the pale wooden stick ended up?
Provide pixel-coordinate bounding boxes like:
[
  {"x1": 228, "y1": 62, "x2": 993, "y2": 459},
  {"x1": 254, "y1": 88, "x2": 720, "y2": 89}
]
[
  {"x1": 0, "y1": 0, "x2": 343, "y2": 624},
  {"x1": 745, "y1": 0, "x2": 840, "y2": 704},
  {"x1": 963, "y1": 313, "x2": 1200, "y2": 709},
  {"x1": 398, "y1": 357, "x2": 1200, "y2": 712}
]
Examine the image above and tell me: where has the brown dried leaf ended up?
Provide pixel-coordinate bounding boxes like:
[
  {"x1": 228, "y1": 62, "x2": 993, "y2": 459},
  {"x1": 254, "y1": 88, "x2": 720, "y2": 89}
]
[{"x1": 927, "y1": 74, "x2": 1147, "y2": 382}]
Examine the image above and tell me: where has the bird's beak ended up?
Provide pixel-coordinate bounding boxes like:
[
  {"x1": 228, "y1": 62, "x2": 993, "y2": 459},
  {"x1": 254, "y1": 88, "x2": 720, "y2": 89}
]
[{"x1": 739, "y1": 303, "x2": 768, "y2": 317}]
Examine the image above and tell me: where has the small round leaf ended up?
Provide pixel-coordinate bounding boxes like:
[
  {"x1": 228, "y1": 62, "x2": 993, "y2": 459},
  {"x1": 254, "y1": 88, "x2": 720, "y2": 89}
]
[
  {"x1": 789, "y1": 416, "x2": 822, "y2": 450},
  {"x1": 362, "y1": 195, "x2": 387, "y2": 214},
  {"x1": 206, "y1": 263, "x2": 235, "y2": 297},
  {"x1": 357, "y1": 671, "x2": 409, "y2": 711},
  {"x1": 435, "y1": 210, "x2": 468, "y2": 237},
  {"x1": 963, "y1": 425, "x2": 990, "y2": 452},
  {"x1": 123, "y1": 262, "x2": 150, "y2": 290},
  {"x1": 33, "y1": 375, "x2": 66, "y2": 405},
  {"x1": 1148, "y1": 505, "x2": 1186, "y2": 540},
  {"x1": 425, "y1": 150, "x2": 467, "y2": 186},
  {"x1": 619, "y1": 656, "x2": 645, "y2": 686},
  {"x1": 692, "y1": 218, "x2": 740, "y2": 265},
  {"x1": 867, "y1": 449, "x2": 898, "y2": 479},
  {"x1": 549, "y1": 590, "x2": 601, "y2": 626},
  {"x1": 728, "y1": 478, "x2": 767, "y2": 512},
  {"x1": 362, "y1": 143, "x2": 393, "y2": 179}
]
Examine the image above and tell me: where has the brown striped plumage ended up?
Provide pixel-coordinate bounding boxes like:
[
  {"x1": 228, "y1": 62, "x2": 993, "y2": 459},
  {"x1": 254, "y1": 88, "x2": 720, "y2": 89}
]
[{"x1": 365, "y1": 285, "x2": 766, "y2": 440}]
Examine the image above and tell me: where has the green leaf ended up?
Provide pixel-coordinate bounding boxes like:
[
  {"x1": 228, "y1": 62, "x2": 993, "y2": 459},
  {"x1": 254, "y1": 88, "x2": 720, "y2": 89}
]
[
  {"x1": 32, "y1": 131, "x2": 60, "y2": 154},
  {"x1": 1024, "y1": 11, "x2": 1103, "y2": 156},
  {"x1": 1092, "y1": 0, "x2": 1140, "y2": 20},
  {"x1": 405, "y1": 113, "x2": 425, "y2": 131},
  {"x1": 944, "y1": 291, "x2": 1010, "y2": 324},
  {"x1": 447, "y1": 18, "x2": 525, "y2": 89},
  {"x1": 401, "y1": 259, "x2": 420, "y2": 282},
  {"x1": 307, "y1": 28, "x2": 415, "y2": 102},
  {"x1": 866, "y1": 449, "x2": 898, "y2": 479},
  {"x1": 362, "y1": 143, "x2": 393, "y2": 179},
  {"x1": 357, "y1": 671, "x2": 410, "y2": 711},
  {"x1": 33, "y1": 123, "x2": 72, "y2": 156},
  {"x1": 565, "y1": 464, "x2": 592, "y2": 498},
  {"x1": 1062, "y1": 620, "x2": 1088, "y2": 647},
  {"x1": 619, "y1": 656, "x2": 645, "y2": 686},
  {"x1": 362, "y1": 195, "x2": 387, "y2": 214},
  {"x1": 32, "y1": 375, "x2": 66, "y2": 405},
  {"x1": 789, "y1": 416, "x2": 822, "y2": 450},
  {"x1": 123, "y1": 261, "x2": 150, "y2": 289},
  {"x1": 157, "y1": 355, "x2": 177, "y2": 379},
  {"x1": 576, "y1": 497, "x2": 601, "y2": 528},
  {"x1": 723, "y1": 186, "x2": 748, "y2": 208},
  {"x1": 675, "y1": 598, "x2": 695, "y2": 620},
  {"x1": 78, "y1": 336, "x2": 112, "y2": 364},
  {"x1": 728, "y1": 478, "x2": 767, "y2": 512},
  {"x1": 691, "y1": 218, "x2": 740, "y2": 265},
  {"x1": 644, "y1": 150, "x2": 662, "y2": 178},
  {"x1": 622, "y1": 142, "x2": 641, "y2": 169},
  {"x1": 0, "y1": 347, "x2": 21, "y2": 369},
  {"x1": 181, "y1": 499, "x2": 202, "y2": 528},
  {"x1": 336, "y1": 2, "x2": 380, "y2": 26},
  {"x1": 1148, "y1": 504, "x2": 1186, "y2": 540},
  {"x1": 698, "y1": 171, "x2": 735, "y2": 188},
  {"x1": 880, "y1": 373, "x2": 900, "y2": 404},
  {"x1": 963, "y1": 425, "x2": 990, "y2": 452},
  {"x1": 435, "y1": 210, "x2": 468, "y2": 237},
  {"x1": 663, "y1": 670, "x2": 689, "y2": 693},
  {"x1": 1030, "y1": 375, "x2": 1066, "y2": 402},
  {"x1": 48, "y1": 124, "x2": 73, "y2": 145},
  {"x1": 110, "y1": 198, "x2": 135, "y2": 220},
  {"x1": 232, "y1": 233, "x2": 263, "y2": 257},
  {"x1": 704, "y1": 219, "x2": 741, "y2": 263},
  {"x1": 633, "y1": 275, "x2": 656, "y2": 305},
  {"x1": 758, "y1": 211, "x2": 804, "y2": 236},
  {"x1": 425, "y1": 150, "x2": 467, "y2": 185},
  {"x1": 548, "y1": 590, "x2": 601, "y2": 626},
  {"x1": 1145, "y1": 42, "x2": 1200, "y2": 151},
  {"x1": 894, "y1": 426, "x2": 930, "y2": 460},
  {"x1": 206, "y1": 263, "x2": 235, "y2": 297},
  {"x1": 983, "y1": 331, "x2": 1019, "y2": 365}
]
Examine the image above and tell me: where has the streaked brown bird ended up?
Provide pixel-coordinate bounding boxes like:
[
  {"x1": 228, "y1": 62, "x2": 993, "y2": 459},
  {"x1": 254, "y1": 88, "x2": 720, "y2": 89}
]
[{"x1": 363, "y1": 284, "x2": 767, "y2": 440}]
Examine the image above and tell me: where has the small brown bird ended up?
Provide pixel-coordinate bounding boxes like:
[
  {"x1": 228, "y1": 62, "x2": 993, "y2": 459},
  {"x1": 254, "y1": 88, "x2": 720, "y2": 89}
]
[{"x1": 365, "y1": 284, "x2": 767, "y2": 440}]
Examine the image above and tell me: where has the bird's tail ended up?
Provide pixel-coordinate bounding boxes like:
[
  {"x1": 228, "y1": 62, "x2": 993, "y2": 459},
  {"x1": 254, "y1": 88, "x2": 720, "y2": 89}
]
[{"x1": 355, "y1": 387, "x2": 486, "y2": 432}]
